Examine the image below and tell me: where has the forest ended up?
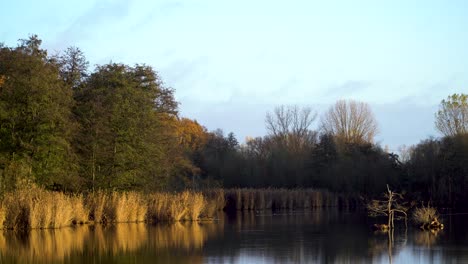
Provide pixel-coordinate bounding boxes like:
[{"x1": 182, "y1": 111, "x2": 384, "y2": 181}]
[{"x1": 1, "y1": 35, "x2": 467, "y2": 210}]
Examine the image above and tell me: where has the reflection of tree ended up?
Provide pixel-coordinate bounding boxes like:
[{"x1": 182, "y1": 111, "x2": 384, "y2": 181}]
[{"x1": 368, "y1": 226, "x2": 408, "y2": 264}]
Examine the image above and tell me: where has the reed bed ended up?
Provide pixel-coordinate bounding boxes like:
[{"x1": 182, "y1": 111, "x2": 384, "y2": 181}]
[
  {"x1": 224, "y1": 188, "x2": 355, "y2": 211},
  {"x1": 146, "y1": 191, "x2": 205, "y2": 222},
  {"x1": 0, "y1": 184, "x2": 357, "y2": 230},
  {"x1": 201, "y1": 188, "x2": 226, "y2": 218},
  {"x1": 0, "y1": 186, "x2": 210, "y2": 230},
  {"x1": 0, "y1": 184, "x2": 87, "y2": 229}
]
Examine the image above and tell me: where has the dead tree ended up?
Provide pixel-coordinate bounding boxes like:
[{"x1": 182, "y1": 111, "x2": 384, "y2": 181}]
[{"x1": 367, "y1": 184, "x2": 409, "y2": 230}]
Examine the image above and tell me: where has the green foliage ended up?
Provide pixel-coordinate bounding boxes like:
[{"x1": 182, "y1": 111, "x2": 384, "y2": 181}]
[
  {"x1": 0, "y1": 36, "x2": 79, "y2": 191},
  {"x1": 74, "y1": 63, "x2": 180, "y2": 190}
]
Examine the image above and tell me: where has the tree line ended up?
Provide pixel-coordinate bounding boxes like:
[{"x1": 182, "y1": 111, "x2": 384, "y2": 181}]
[
  {"x1": 0, "y1": 36, "x2": 467, "y2": 209},
  {"x1": 0, "y1": 36, "x2": 193, "y2": 192}
]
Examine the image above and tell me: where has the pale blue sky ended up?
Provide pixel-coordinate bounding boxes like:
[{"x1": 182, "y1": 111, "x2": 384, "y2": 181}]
[{"x1": 2, "y1": 0, "x2": 468, "y2": 151}]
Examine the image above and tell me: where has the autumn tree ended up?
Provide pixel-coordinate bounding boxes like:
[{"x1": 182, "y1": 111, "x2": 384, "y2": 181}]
[
  {"x1": 321, "y1": 99, "x2": 378, "y2": 145},
  {"x1": 176, "y1": 118, "x2": 207, "y2": 152},
  {"x1": 435, "y1": 93, "x2": 468, "y2": 137}
]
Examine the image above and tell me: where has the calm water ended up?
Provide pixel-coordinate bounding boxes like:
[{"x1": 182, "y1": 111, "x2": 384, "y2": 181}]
[{"x1": 1, "y1": 210, "x2": 467, "y2": 263}]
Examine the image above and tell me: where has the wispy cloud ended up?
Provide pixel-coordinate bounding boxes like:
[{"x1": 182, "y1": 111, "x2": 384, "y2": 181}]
[
  {"x1": 324, "y1": 80, "x2": 371, "y2": 99},
  {"x1": 53, "y1": 0, "x2": 133, "y2": 47}
]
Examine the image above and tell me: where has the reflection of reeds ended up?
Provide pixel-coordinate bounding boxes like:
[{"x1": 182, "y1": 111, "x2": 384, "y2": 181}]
[
  {"x1": 92, "y1": 223, "x2": 148, "y2": 253},
  {"x1": 414, "y1": 230, "x2": 442, "y2": 247},
  {"x1": 0, "y1": 226, "x2": 90, "y2": 262},
  {"x1": 0, "y1": 221, "x2": 223, "y2": 262},
  {"x1": 224, "y1": 188, "x2": 345, "y2": 211},
  {"x1": 150, "y1": 222, "x2": 221, "y2": 250}
]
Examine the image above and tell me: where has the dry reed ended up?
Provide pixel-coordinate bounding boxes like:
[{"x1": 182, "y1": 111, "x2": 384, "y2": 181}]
[
  {"x1": 201, "y1": 189, "x2": 226, "y2": 217},
  {"x1": 0, "y1": 184, "x2": 350, "y2": 231},
  {"x1": 224, "y1": 188, "x2": 345, "y2": 211},
  {"x1": 147, "y1": 191, "x2": 206, "y2": 222}
]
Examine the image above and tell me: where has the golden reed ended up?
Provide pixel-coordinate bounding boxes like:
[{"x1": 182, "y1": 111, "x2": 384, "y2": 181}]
[
  {"x1": 0, "y1": 184, "x2": 354, "y2": 230},
  {"x1": 0, "y1": 184, "x2": 224, "y2": 230}
]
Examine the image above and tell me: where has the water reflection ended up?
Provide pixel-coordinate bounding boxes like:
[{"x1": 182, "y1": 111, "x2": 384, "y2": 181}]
[
  {"x1": 413, "y1": 229, "x2": 442, "y2": 248},
  {"x1": 0, "y1": 221, "x2": 222, "y2": 263},
  {"x1": 0, "y1": 227, "x2": 90, "y2": 263},
  {"x1": 0, "y1": 211, "x2": 467, "y2": 263}
]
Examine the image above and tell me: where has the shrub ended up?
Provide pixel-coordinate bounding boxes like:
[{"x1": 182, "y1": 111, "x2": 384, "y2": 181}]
[{"x1": 412, "y1": 204, "x2": 439, "y2": 225}]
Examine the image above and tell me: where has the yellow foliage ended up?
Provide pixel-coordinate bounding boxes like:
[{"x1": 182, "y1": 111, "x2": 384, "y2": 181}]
[
  {"x1": 0, "y1": 75, "x2": 5, "y2": 87},
  {"x1": 176, "y1": 118, "x2": 208, "y2": 151}
]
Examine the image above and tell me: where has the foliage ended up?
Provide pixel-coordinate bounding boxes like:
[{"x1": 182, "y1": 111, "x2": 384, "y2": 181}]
[
  {"x1": 55, "y1": 46, "x2": 89, "y2": 89},
  {"x1": 0, "y1": 35, "x2": 80, "y2": 191},
  {"x1": 435, "y1": 93, "x2": 468, "y2": 137},
  {"x1": 74, "y1": 63, "x2": 181, "y2": 190}
]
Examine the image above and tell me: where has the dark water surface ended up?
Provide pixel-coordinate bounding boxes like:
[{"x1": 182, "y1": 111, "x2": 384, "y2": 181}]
[{"x1": 1, "y1": 210, "x2": 467, "y2": 263}]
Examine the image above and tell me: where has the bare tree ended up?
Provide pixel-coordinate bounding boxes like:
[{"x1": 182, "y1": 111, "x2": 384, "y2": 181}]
[
  {"x1": 367, "y1": 184, "x2": 409, "y2": 230},
  {"x1": 265, "y1": 105, "x2": 317, "y2": 151},
  {"x1": 321, "y1": 99, "x2": 378, "y2": 144},
  {"x1": 435, "y1": 93, "x2": 468, "y2": 137}
]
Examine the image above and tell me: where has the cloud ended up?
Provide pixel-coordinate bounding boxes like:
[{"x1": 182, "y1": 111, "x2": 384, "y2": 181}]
[
  {"x1": 324, "y1": 80, "x2": 371, "y2": 99},
  {"x1": 53, "y1": 0, "x2": 133, "y2": 47}
]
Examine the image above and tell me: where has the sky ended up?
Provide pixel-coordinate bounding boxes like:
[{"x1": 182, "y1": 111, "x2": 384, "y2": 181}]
[{"x1": 2, "y1": 0, "x2": 468, "y2": 151}]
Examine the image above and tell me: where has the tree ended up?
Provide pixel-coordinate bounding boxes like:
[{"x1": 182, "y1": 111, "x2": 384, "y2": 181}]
[
  {"x1": 367, "y1": 184, "x2": 409, "y2": 230},
  {"x1": 265, "y1": 105, "x2": 317, "y2": 152},
  {"x1": 435, "y1": 93, "x2": 468, "y2": 137},
  {"x1": 55, "y1": 46, "x2": 89, "y2": 89},
  {"x1": 74, "y1": 63, "x2": 180, "y2": 190},
  {"x1": 0, "y1": 36, "x2": 79, "y2": 190},
  {"x1": 176, "y1": 118, "x2": 207, "y2": 152},
  {"x1": 321, "y1": 99, "x2": 378, "y2": 144}
]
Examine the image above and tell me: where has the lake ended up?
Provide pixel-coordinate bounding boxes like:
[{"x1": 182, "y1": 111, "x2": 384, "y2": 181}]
[{"x1": 1, "y1": 209, "x2": 467, "y2": 263}]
